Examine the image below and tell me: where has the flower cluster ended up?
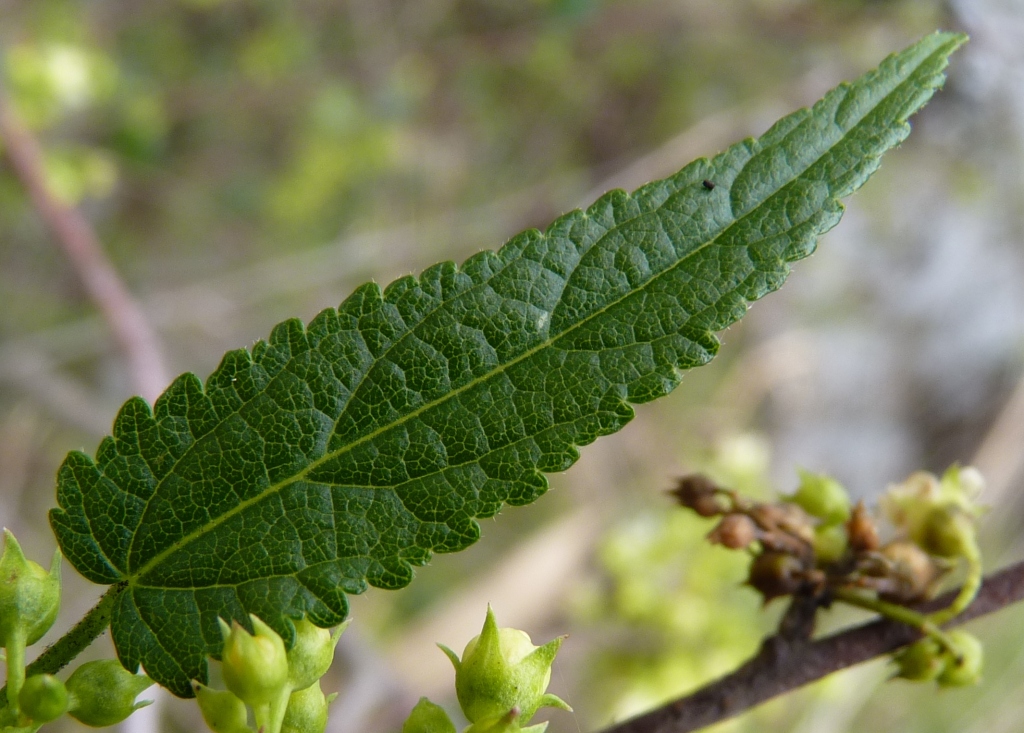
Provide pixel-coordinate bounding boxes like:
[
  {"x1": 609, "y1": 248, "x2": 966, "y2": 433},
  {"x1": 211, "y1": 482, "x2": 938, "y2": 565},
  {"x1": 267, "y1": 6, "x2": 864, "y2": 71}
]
[
  {"x1": 671, "y1": 466, "x2": 985, "y2": 687},
  {"x1": 402, "y1": 607, "x2": 571, "y2": 733},
  {"x1": 194, "y1": 615, "x2": 346, "y2": 733},
  {"x1": 0, "y1": 531, "x2": 153, "y2": 729}
]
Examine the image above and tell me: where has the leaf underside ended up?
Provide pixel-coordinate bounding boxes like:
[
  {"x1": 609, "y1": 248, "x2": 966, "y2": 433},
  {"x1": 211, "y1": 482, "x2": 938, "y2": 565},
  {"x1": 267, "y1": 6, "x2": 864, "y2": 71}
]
[{"x1": 50, "y1": 32, "x2": 965, "y2": 696}]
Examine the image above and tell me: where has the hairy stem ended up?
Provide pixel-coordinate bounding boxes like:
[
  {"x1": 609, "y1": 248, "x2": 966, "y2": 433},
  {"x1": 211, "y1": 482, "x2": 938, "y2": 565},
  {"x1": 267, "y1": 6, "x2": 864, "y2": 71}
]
[
  {"x1": 599, "y1": 559, "x2": 1024, "y2": 733},
  {"x1": 0, "y1": 582, "x2": 127, "y2": 710}
]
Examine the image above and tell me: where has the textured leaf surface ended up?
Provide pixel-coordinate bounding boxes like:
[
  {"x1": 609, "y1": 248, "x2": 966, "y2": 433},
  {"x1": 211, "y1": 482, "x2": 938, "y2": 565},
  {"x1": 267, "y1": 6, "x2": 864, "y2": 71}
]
[{"x1": 50, "y1": 32, "x2": 965, "y2": 696}]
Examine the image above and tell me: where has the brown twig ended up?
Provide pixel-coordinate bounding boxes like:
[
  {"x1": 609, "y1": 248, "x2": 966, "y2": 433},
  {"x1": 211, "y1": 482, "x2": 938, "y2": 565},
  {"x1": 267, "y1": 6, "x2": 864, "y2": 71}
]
[
  {"x1": 600, "y1": 559, "x2": 1024, "y2": 733},
  {"x1": 0, "y1": 96, "x2": 169, "y2": 403}
]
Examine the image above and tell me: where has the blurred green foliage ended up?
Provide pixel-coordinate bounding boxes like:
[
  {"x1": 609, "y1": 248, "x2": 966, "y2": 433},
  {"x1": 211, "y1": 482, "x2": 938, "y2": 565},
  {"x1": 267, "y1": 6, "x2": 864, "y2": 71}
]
[{"x1": 0, "y1": 0, "x2": 948, "y2": 335}]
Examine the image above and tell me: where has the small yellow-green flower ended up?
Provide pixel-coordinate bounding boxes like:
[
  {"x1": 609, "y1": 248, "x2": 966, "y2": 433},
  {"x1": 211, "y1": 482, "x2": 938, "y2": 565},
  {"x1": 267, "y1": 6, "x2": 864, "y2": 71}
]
[{"x1": 882, "y1": 466, "x2": 983, "y2": 560}]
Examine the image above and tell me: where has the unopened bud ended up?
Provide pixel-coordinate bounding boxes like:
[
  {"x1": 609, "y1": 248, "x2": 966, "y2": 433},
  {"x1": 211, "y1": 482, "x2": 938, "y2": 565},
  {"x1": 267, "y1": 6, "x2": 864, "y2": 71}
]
[
  {"x1": 287, "y1": 618, "x2": 347, "y2": 691},
  {"x1": 403, "y1": 697, "x2": 457, "y2": 733},
  {"x1": 670, "y1": 475, "x2": 726, "y2": 517},
  {"x1": 708, "y1": 514, "x2": 757, "y2": 549},
  {"x1": 847, "y1": 502, "x2": 880, "y2": 552},
  {"x1": 813, "y1": 524, "x2": 848, "y2": 565},
  {"x1": 751, "y1": 504, "x2": 814, "y2": 544},
  {"x1": 66, "y1": 659, "x2": 153, "y2": 727},
  {"x1": 219, "y1": 615, "x2": 289, "y2": 708},
  {"x1": 439, "y1": 607, "x2": 571, "y2": 725},
  {"x1": 747, "y1": 551, "x2": 805, "y2": 602},
  {"x1": 0, "y1": 530, "x2": 62, "y2": 648},
  {"x1": 937, "y1": 630, "x2": 983, "y2": 687},
  {"x1": 791, "y1": 470, "x2": 851, "y2": 525},
  {"x1": 194, "y1": 682, "x2": 249, "y2": 733},
  {"x1": 893, "y1": 638, "x2": 944, "y2": 682},
  {"x1": 0, "y1": 531, "x2": 63, "y2": 714},
  {"x1": 282, "y1": 679, "x2": 333, "y2": 733},
  {"x1": 922, "y1": 506, "x2": 977, "y2": 559},
  {"x1": 18, "y1": 674, "x2": 69, "y2": 723}
]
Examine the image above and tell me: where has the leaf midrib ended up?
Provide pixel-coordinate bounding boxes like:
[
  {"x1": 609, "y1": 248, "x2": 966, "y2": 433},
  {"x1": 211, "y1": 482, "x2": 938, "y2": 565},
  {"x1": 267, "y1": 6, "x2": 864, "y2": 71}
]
[{"x1": 131, "y1": 49, "x2": 931, "y2": 586}]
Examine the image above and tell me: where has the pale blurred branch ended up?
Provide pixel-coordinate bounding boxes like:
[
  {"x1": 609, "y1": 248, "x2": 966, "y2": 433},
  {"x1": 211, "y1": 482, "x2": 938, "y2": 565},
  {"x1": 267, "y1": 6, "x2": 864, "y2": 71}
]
[{"x1": 0, "y1": 96, "x2": 169, "y2": 403}]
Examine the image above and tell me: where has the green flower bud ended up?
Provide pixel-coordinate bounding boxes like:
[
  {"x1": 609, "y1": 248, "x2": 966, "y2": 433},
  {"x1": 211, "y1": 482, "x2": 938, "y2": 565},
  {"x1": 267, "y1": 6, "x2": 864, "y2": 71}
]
[
  {"x1": 66, "y1": 659, "x2": 153, "y2": 727},
  {"x1": 937, "y1": 631, "x2": 983, "y2": 687},
  {"x1": 893, "y1": 638, "x2": 945, "y2": 682},
  {"x1": 791, "y1": 470, "x2": 851, "y2": 525},
  {"x1": 281, "y1": 680, "x2": 332, "y2": 733},
  {"x1": 18, "y1": 674, "x2": 69, "y2": 723},
  {"x1": 193, "y1": 682, "x2": 250, "y2": 733},
  {"x1": 287, "y1": 618, "x2": 347, "y2": 691},
  {"x1": 219, "y1": 615, "x2": 289, "y2": 708},
  {"x1": 0, "y1": 531, "x2": 62, "y2": 648},
  {"x1": 0, "y1": 531, "x2": 62, "y2": 713},
  {"x1": 439, "y1": 607, "x2": 571, "y2": 726},
  {"x1": 402, "y1": 697, "x2": 456, "y2": 733},
  {"x1": 921, "y1": 506, "x2": 977, "y2": 559},
  {"x1": 813, "y1": 523, "x2": 848, "y2": 565}
]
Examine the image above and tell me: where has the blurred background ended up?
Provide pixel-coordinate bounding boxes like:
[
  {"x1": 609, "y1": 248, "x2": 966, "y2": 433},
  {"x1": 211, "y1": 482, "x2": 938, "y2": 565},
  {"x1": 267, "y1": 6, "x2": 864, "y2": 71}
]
[{"x1": 2, "y1": 0, "x2": 1024, "y2": 731}]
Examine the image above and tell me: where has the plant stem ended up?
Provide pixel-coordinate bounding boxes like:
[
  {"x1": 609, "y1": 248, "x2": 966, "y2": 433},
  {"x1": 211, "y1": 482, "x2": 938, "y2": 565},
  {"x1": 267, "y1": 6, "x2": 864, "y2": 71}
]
[
  {"x1": 831, "y1": 587, "x2": 957, "y2": 651},
  {"x1": 0, "y1": 582, "x2": 127, "y2": 710},
  {"x1": 265, "y1": 684, "x2": 294, "y2": 733},
  {"x1": 600, "y1": 559, "x2": 1024, "y2": 733},
  {"x1": 928, "y1": 548, "x2": 983, "y2": 627},
  {"x1": 5, "y1": 628, "x2": 26, "y2": 714}
]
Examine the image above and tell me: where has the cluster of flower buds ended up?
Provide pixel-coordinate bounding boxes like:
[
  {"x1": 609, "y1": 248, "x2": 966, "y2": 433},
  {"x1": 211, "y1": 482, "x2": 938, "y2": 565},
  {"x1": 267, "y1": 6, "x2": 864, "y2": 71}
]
[
  {"x1": 0, "y1": 531, "x2": 154, "y2": 729},
  {"x1": 194, "y1": 615, "x2": 345, "y2": 733},
  {"x1": 402, "y1": 607, "x2": 571, "y2": 733},
  {"x1": 13, "y1": 660, "x2": 154, "y2": 728},
  {"x1": 670, "y1": 465, "x2": 985, "y2": 687}
]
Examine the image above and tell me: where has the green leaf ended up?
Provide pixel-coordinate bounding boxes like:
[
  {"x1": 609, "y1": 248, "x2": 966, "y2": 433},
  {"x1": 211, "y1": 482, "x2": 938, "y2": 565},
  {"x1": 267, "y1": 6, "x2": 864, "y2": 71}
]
[{"x1": 49, "y1": 32, "x2": 965, "y2": 696}]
